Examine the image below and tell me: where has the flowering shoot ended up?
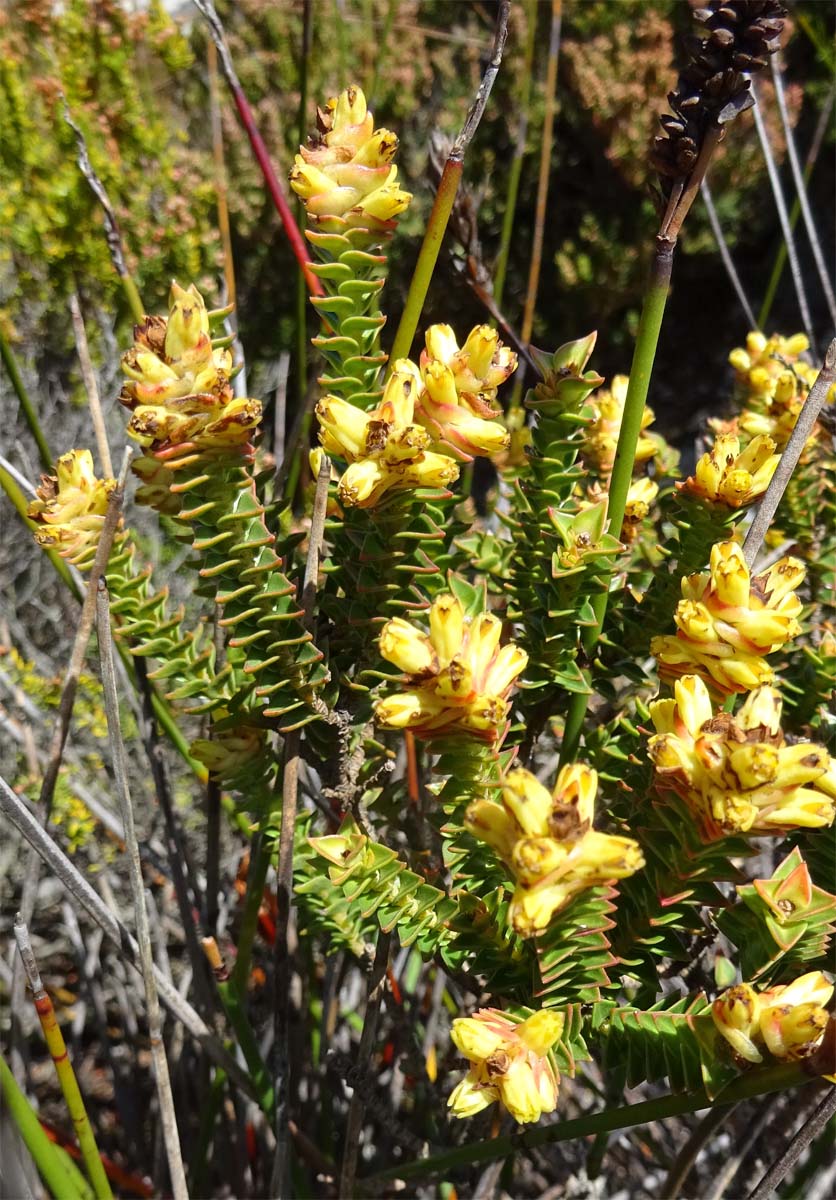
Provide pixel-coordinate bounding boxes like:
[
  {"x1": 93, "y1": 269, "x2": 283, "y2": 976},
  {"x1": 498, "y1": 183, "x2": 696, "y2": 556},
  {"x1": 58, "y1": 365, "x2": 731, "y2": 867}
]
[{"x1": 465, "y1": 764, "x2": 644, "y2": 936}]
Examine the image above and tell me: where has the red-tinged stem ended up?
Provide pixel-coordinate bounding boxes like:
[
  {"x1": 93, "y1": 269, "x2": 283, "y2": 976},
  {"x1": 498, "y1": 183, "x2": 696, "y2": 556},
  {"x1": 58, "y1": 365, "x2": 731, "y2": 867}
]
[
  {"x1": 194, "y1": 0, "x2": 322, "y2": 298},
  {"x1": 227, "y1": 85, "x2": 322, "y2": 297}
]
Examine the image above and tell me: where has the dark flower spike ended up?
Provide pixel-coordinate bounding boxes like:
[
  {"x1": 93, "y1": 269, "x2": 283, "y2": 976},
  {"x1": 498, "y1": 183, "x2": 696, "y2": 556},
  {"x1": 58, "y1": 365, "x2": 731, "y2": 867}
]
[{"x1": 651, "y1": 1, "x2": 787, "y2": 220}]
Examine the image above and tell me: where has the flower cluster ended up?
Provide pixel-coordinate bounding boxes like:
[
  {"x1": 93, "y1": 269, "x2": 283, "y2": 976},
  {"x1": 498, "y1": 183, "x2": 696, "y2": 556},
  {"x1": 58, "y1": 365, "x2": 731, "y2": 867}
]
[
  {"x1": 678, "y1": 432, "x2": 779, "y2": 508},
  {"x1": 315, "y1": 324, "x2": 515, "y2": 508},
  {"x1": 27, "y1": 449, "x2": 116, "y2": 568},
  {"x1": 729, "y1": 331, "x2": 814, "y2": 400},
  {"x1": 712, "y1": 972, "x2": 834, "y2": 1071},
  {"x1": 465, "y1": 764, "x2": 644, "y2": 937},
  {"x1": 726, "y1": 330, "x2": 834, "y2": 450},
  {"x1": 581, "y1": 374, "x2": 658, "y2": 480},
  {"x1": 374, "y1": 594, "x2": 527, "y2": 741},
  {"x1": 648, "y1": 674, "x2": 836, "y2": 840},
  {"x1": 316, "y1": 361, "x2": 459, "y2": 508},
  {"x1": 651, "y1": 540, "x2": 805, "y2": 695},
  {"x1": 448, "y1": 1008, "x2": 564, "y2": 1124},
  {"x1": 119, "y1": 282, "x2": 260, "y2": 476},
  {"x1": 414, "y1": 324, "x2": 516, "y2": 460},
  {"x1": 290, "y1": 85, "x2": 412, "y2": 235}
]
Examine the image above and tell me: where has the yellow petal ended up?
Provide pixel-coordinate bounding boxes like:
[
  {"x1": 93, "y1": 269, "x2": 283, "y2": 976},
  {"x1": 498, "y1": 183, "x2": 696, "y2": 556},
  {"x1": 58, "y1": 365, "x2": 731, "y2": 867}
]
[
  {"x1": 379, "y1": 618, "x2": 437, "y2": 675},
  {"x1": 517, "y1": 1010, "x2": 565, "y2": 1057},
  {"x1": 465, "y1": 799, "x2": 519, "y2": 859},
  {"x1": 502, "y1": 768, "x2": 554, "y2": 838},
  {"x1": 451, "y1": 1016, "x2": 506, "y2": 1062},
  {"x1": 429, "y1": 594, "x2": 465, "y2": 667},
  {"x1": 448, "y1": 1072, "x2": 499, "y2": 1118}
]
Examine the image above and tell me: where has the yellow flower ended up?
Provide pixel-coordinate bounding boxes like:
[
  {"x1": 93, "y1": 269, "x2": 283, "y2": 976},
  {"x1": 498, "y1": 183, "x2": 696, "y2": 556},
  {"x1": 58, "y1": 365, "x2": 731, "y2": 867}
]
[
  {"x1": 375, "y1": 594, "x2": 527, "y2": 741},
  {"x1": 290, "y1": 85, "x2": 412, "y2": 234},
  {"x1": 711, "y1": 984, "x2": 763, "y2": 1063},
  {"x1": 651, "y1": 541, "x2": 804, "y2": 696},
  {"x1": 648, "y1": 674, "x2": 836, "y2": 840},
  {"x1": 678, "y1": 433, "x2": 779, "y2": 508},
  {"x1": 582, "y1": 374, "x2": 658, "y2": 479},
  {"x1": 27, "y1": 449, "x2": 116, "y2": 568},
  {"x1": 758, "y1": 973, "x2": 834, "y2": 1062},
  {"x1": 421, "y1": 324, "x2": 517, "y2": 413},
  {"x1": 729, "y1": 331, "x2": 811, "y2": 396},
  {"x1": 119, "y1": 282, "x2": 261, "y2": 474},
  {"x1": 465, "y1": 764, "x2": 644, "y2": 937},
  {"x1": 417, "y1": 357, "x2": 510, "y2": 460},
  {"x1": 448, "y1": 1008, "x2": 563, "y2": 1125},
  {"x1": 728, "y1": 331, "x2": 835, "y2": 449},
  {"x1": 315, "y1": 363, "x2": 460, "y2": 508},
  {"x1": 713, "y1": 972, "x2": 834, "y2": 1071},
  {"x1": 621, "y1": 477, "x2": 659, "y2": 542}
]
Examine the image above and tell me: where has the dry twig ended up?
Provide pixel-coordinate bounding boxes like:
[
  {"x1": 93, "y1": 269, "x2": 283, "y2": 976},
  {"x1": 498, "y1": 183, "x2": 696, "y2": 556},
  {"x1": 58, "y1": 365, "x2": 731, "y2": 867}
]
[
  {"x1": 751, "y1": 81, "x2": 815, "y2": 345},
  {"x1": 0, "y1": 773, "x2": 256, "y2": 1100},
  {"x1": 69, "y1": 293, "x2": 113, "y2": 477},
  {"x1": 770, "y1": 53, "x2": 836, "y2": 328},
  {"x1": 747, "y1": 1087, "x2": 836, "y2": 1200},
  {"x1": 742, "y1": 338, "x2": 836, "y2": 565}
]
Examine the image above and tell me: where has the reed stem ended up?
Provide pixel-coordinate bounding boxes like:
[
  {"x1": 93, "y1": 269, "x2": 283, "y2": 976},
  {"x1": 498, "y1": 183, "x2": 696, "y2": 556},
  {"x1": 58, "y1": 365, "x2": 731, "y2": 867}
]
[
  {"x1": 208, "y1": 39, "x2": 237, "y2": 312},
  {"x1": 751, "y1": 82, "x2": 815, "y2": 345},
  {"x1": 339, "y1": 930, "x2": 392, "y2": 1199},
  {"x1": 742, "y1": 338, "x2": 836, "y2": 566},
  {"x1": 14, "y1": 915, "x2": 113, "y2": 1200},
  {"x1": 560, "y1": 240, "x2": 674, "y2": 766},
  {"x1": 387, "y1": 2, "x2": 510, "y2": 367},
  {"x1": 0, "y1": 326, "x2": 52, "y2": 471},
  {"x1": 193, "y1": 0, "x2": 322, "y2": 298},
  {"x1": 759, "y1": 87, "x2": 833, "y2": 329},
  {"x1": 203, "y1": 938, "x2": 275, "y2": 1117},
  {"x1": 364, "y1": 1060, "x2": 820, "y2": 1186},
  {"x1": 701, "y1": 178, "x2": 757, "y2": 330},
  {"x1": 493, "y1": 0, "x2": 537, "y2": 310},
  {"x1": 0, "y1": 772, "x2": 256, "y2": 1101},
  {"x1": 0, "y1": 1050, "x2": 91, "y2": 1200},
  {"x1": 770, "y1": 54, "x2": 836, "y2": 329},
  {"x1": 520, "y1": 0, "x2": 561, "y2": 348}
]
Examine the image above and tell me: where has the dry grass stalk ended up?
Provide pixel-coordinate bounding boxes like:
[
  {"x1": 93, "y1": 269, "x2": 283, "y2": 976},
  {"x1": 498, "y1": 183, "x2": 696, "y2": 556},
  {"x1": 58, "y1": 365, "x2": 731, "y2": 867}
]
[{"x1": 69, "y1": 293, "x2": 113, "y2": 478}]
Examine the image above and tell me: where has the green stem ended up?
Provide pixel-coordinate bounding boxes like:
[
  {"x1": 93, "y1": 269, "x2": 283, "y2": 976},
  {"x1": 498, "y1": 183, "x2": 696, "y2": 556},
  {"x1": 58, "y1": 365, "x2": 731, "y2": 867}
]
[
  {"x1": 15, "y1": 919, "x2": 113, "y2": 1199},
  {"x1": 216, "y1": 977, "x2": 275, "y2": 1117},
  {"x1": 229, "y1": 830, "x2": 273, "y2": 996},
  {"x1": 0, "y1": 1051, "x2": 92, "y2": 1200},
  {"x1": 386, "y1": 159, "x2": 463, "y2": 369},
  {"x1": 364, "y1": 1061, "x2": 819, "y2": 1186},
  {"x1": 120, "y1": 273, "x2": 146, "y2": 326},
  {"x1": 0, "y1": 326, "x2": 52, "y2": 470},
  {"x1": 560, "y1": 240, "x2": 674, "y2": 766},
  {"x1": 493, "y1": 0, "x2": 537, "y2": 310},
  {"x1": 189, "y1": 1067, "x2": 227, "y2": 1196}
]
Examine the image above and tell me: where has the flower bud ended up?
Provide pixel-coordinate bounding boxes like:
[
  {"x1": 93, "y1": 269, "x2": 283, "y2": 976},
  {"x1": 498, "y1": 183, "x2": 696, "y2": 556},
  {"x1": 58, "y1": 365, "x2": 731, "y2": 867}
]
[{"x1": 712, "y1": 984, "x2": 763, "y2": 1063}]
